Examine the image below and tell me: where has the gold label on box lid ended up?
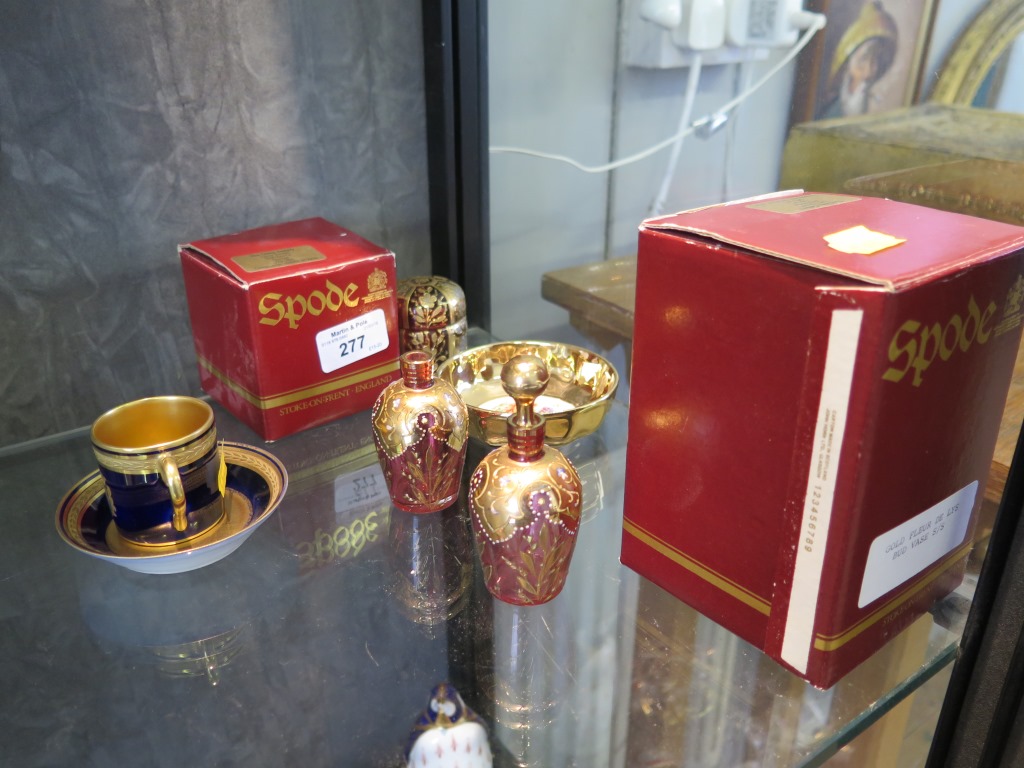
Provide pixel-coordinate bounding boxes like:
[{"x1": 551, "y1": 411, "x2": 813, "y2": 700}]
[
  {"x1": 748, "y1": 193, "x2": 856, "y2": 214},
  {"x1": 233, "y1": 245, "x2": 326, "y2": 273}
]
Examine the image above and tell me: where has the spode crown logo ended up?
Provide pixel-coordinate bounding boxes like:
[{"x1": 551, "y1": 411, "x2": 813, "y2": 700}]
[
  {"x1": 363, "y1": 267, "x2": 394, "y2": 304},
  {"x1": 367, "y1": 268, "x2": 387, "y2": 294},
  {"x1": 1005, "y1": 275, "x2": 1024, "y2": 318},
  {"x1": 259, "y1": 279, "x2": 360, "y2": 329}
]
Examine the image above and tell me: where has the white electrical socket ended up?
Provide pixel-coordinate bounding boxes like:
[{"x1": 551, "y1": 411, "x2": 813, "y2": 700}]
[
  {"x1": 672, "y1": 0, "x2": 726, "y2": 51},
  {"x1": 640, "y1": 0, "x2": 684, "y2": 29},
  {"x1": 726, "y1": 0, "x2": 815, "y2": 48},
  {"x1": 626, "y1": 0, "x2": 773, "y2": 69}
]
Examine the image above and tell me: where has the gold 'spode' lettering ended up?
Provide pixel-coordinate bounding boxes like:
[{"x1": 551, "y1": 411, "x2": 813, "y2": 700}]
[
  {"x1": 258, "y1": 279, "x2": 360, "y2": 329},
  {"x1": 882, "y1": 296, "x2": 996, "y2": 386}
]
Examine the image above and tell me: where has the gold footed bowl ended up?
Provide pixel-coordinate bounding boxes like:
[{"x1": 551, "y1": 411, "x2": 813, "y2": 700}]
[{"x1": 436, "y1": 341, "x2": 618, "y2": 446}]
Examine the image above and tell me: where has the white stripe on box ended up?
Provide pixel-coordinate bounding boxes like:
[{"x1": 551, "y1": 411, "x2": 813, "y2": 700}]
[{"x1": 781, "y1": 309, "x2": 863, "y2": 674}]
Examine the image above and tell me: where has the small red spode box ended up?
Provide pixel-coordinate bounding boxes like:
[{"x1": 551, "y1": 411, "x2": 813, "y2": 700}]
[
  {"x1": 180, "y1": 218, "x2": 400, "y2": 441},
  {"x1": 621, "y1": 191, "x2": 1024, "y2": 688}
]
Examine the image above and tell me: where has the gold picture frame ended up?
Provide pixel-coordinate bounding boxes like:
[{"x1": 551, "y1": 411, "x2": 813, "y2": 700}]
[
  {"x1": 930, "y1": 0, "x2": 1024, "y2": 105},
  {"x1": 789, "y1": 0, "x2": 937, "y2": 125}
]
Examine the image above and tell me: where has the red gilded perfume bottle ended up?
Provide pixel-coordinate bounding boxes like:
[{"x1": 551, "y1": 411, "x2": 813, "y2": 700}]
[
  {"x1": 371, "y1": 351, "x2": 469, "y2": 513},
  {"x1": 469, "y1": 355, "x2": 583, "y2": 605}
]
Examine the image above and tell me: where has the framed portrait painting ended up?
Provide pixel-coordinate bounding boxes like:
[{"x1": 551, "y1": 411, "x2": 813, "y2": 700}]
[{"x1": 789, "y1": 0, "x2": 938, "y2": 125}]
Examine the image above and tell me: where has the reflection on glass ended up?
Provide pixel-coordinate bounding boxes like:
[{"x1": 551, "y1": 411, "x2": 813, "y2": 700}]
[
  {"x1": 624, "y1": 577, "x2": 956, "y2": 765},
  {"x1": 388, "y1": 502, "x2": 473, "y2": 631},
  {"x1": 490, "y1": 599, "x2": 574, "y2": 761},
  {"x1": 75, "y1": 558, "x2": 257, "y2": 687},
  {"x1": 145, "y1": 627, "x2": 249, "y2": 684},
  {"x1": 285, "y1": 455, "x2": 391, "y2": 575},
  {"x1": 561, "y1": 429, "x2": 608, "y2": 525}
]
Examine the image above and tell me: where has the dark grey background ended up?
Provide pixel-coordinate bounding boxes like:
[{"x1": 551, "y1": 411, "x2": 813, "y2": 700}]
[{"x1": 0, "y1": 0, "x2": 432, "y2": 447}]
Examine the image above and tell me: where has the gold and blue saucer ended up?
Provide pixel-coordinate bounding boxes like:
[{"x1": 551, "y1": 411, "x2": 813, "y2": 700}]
[{"x1": 56, "y1": 441, "x2": 288, "y2": 575}]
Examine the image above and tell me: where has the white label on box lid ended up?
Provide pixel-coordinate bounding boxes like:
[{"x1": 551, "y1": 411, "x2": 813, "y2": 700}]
[
  {"x1": 315, "y1": 308, "x2": 390, "y2": 374},
  {"x1": 858, "y1": 481, "x2": 976, "y2": 608}
]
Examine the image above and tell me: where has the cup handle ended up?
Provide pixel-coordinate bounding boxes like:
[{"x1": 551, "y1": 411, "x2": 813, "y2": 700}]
[{"x1": 157, "y1": 454, "x2": 188, "y2": 532}]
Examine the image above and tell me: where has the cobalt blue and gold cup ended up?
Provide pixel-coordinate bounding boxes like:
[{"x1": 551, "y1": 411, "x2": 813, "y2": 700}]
[{"x1": 91, "y1": 396, "x2": 226, "y2": 547}]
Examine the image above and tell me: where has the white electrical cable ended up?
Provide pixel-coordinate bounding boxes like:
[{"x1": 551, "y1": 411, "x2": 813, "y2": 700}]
[
  {"x1": 649, "y1": 52, "x2": 702, "y2": 216},
  {"x1": 488, "y1": 13, "x2": 825, "y2": 175},
  {"x1": 722, "y1": 55, "x2": 755, "y2": 201}
]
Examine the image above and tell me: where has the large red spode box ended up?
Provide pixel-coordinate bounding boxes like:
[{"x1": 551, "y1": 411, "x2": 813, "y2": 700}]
[
  {"x1": 621, "y1": 191, "x2": 1024, "y2": 688},
  {"x1": 180, "y1": 218, "x2": 400, "y2": 441}
]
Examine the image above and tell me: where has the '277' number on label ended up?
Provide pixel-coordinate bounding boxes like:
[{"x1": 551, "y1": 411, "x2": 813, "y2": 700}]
[{"x1": 339, "y1": 335, "x2": 365, "y2": 358}]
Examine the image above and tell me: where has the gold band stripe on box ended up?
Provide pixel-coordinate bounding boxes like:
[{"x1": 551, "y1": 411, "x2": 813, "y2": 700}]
[
  {"x1": 622, "y1": 518, "x2": 772, "y2": 616},
  {"x1": 811, "y1": 542, "x2": 972, "y2": 651},
  {"x1": 197, "y1": 355, "x2": 399, "y2": 410},
  {"x1": 624, "y1": 518, "x2": 973, "y2": 653}
]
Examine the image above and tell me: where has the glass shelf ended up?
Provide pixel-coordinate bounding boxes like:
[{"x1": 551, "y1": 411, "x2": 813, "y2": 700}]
[{"x1": 0, "y1": 347, "x2": 971, "y2": 767}]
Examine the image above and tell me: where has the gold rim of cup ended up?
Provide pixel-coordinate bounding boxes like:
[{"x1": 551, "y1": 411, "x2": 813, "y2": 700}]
[{"x1": 92, "y1": 396, "x2": 216, "y2": 474}]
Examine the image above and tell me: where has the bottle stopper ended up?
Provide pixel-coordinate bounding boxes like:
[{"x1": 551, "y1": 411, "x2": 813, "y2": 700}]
[{"x1": 501, "y1": 355, "x2": 549, "y2": 460}]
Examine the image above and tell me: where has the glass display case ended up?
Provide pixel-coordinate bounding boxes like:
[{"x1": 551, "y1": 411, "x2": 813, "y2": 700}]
[
  {"x1": 0, "y1": 327, "x2": 981, "y2": 766},
  {"x1": 422, "y1": 3, "x2": 1024, "y2": 762},
  {"x1": 5, "y1": 0, "x2": 1024, "y2": 765}
]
